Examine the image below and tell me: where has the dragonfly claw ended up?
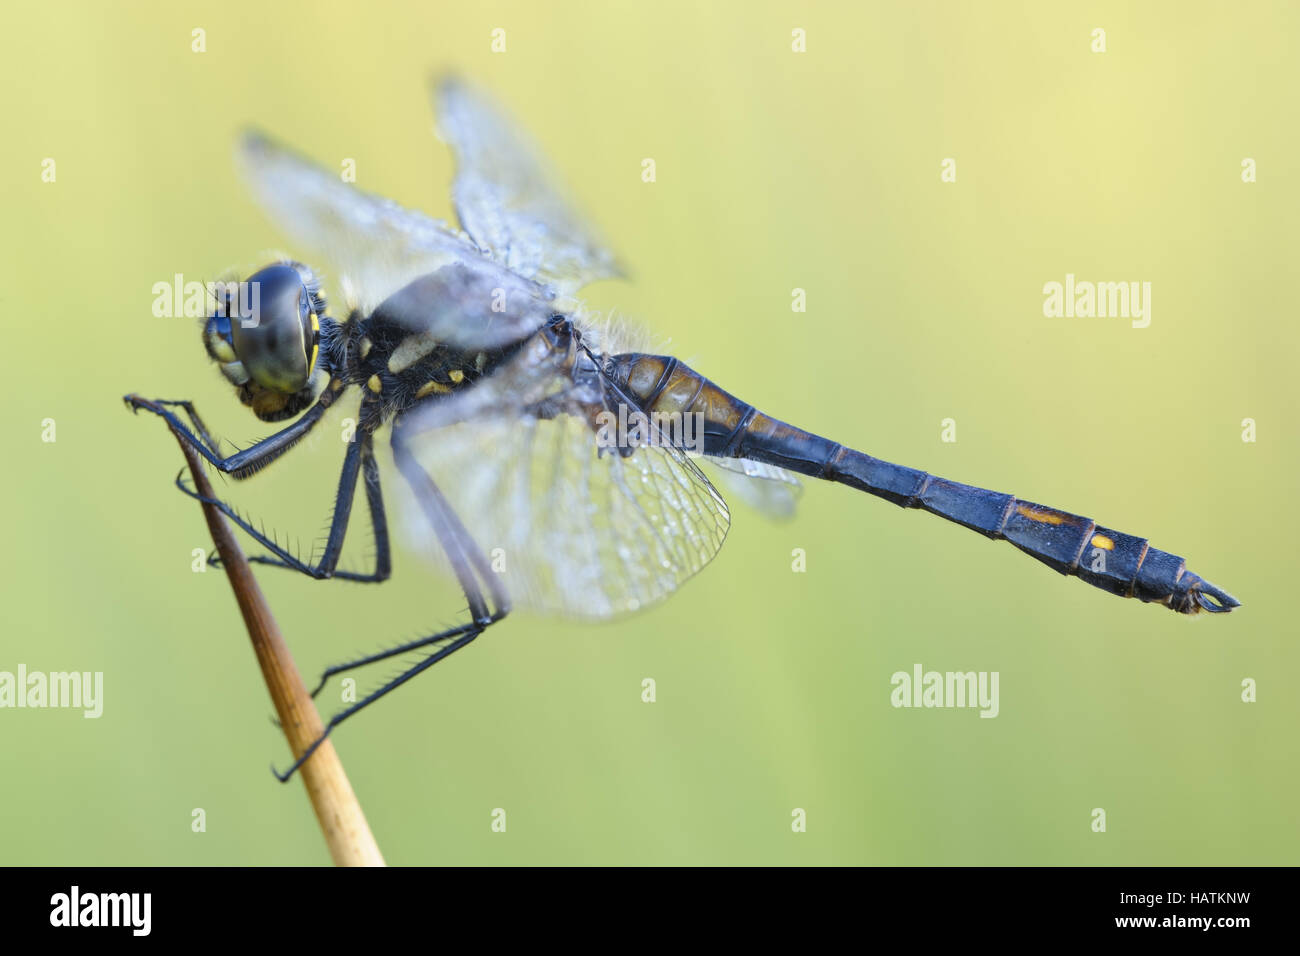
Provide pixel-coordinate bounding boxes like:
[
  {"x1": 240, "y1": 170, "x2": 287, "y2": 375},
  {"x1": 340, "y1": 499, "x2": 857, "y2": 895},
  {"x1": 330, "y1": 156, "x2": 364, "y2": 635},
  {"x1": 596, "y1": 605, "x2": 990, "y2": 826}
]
[{"x1": 123, "y1": 393, "x2": 149, "y2": 414}]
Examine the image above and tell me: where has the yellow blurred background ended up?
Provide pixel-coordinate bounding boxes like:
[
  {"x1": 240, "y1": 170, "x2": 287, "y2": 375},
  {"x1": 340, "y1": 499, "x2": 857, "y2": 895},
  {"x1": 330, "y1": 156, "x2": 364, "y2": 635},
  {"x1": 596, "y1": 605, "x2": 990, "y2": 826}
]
[{"x1": 0, "y1": 0, "x2": 1295, "y2": 864}]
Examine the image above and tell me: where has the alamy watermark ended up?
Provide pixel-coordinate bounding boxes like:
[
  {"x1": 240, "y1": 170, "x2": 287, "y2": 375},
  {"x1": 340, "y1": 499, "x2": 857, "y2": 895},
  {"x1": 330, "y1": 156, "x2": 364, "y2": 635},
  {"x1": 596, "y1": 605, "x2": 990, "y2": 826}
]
[
  {"x1": 50, "y1": 886, "x2": 150, "y2": 936},
  {"x1": 1043, "y1": 273, "x2": 1151, "y2": 328},
  {"x1": 151, "y1": 273, "x2": 261, "y2": 326},
  {"x1": 0, "y1": 665, "x2": 103, "y2": 718},
  {"x1": 594, "y1": 403, "x2": 706, "y2": 454},
  {"x1": 890, "y1": 663, "x2": 999, "y2": 718}
]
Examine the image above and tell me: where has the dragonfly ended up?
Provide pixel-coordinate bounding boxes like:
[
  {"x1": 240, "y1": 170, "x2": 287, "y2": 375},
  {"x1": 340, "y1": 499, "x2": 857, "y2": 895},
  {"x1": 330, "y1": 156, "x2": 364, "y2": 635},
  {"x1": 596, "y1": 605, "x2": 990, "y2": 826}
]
[{"x1": 126, "y1": 77, "x2": 1239, "y2": 780}]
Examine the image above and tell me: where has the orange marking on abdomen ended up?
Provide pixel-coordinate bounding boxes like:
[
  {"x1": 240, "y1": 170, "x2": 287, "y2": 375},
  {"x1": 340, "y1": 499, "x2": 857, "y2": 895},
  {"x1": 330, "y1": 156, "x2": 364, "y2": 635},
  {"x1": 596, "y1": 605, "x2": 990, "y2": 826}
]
[
  {"x1": 625, "y1": 358, "x2": 666, "y2": 399},
  {"x1": 1016, "y1": 503, "x2": 1068, "y2": 525},
  {"x1": 650, "y1": 367, "x2": 703, "y2": 413}
]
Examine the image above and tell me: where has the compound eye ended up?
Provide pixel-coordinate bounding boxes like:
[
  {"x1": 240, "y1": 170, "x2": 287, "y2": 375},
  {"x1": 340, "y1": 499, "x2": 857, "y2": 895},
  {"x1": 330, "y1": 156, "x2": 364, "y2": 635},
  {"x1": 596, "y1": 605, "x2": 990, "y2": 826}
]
[{"x1": 228, "y1": 263, "x2": 313, "y2": 393}]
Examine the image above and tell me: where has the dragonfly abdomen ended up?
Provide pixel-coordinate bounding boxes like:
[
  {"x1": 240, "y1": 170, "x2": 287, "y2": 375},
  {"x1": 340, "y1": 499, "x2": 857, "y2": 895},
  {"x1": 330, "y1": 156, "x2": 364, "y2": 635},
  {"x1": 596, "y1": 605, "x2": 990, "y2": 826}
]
[{"x1": 605, "y1": 351, "x2": 1239, "y2": 614}]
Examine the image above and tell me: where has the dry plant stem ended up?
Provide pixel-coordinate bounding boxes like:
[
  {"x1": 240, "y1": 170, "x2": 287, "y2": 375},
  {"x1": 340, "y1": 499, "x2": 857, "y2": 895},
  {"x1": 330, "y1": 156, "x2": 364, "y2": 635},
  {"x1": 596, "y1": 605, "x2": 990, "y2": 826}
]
[{"x1": 170, "y1": 423, "x2": 385, "y2": 867}]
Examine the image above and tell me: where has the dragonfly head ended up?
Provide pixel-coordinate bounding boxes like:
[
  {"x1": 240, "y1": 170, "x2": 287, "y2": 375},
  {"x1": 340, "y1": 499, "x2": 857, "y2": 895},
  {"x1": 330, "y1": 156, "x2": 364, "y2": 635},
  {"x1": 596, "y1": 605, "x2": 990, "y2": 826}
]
[
  {"x1": 541, "y1": 313, "x2": 574, "y2": 346},
  {"x1": 542, "y1": 313, "x2": 594, "y2": 368},
  {"x1": 202, "y1": 261, "x2": 325, "y2": 421}
]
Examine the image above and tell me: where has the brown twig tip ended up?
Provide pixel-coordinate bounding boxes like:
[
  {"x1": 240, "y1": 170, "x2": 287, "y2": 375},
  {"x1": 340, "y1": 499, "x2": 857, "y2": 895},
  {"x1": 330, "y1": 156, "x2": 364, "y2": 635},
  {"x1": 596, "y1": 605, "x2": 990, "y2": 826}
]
[{"x1": 154, "y1": 407, "x2": 384, "y2": 866}]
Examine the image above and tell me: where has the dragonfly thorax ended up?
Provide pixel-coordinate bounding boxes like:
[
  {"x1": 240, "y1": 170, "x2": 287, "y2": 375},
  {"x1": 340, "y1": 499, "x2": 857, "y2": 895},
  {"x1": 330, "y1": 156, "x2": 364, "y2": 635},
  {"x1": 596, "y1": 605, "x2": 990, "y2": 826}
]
[{"x1": 339, "y1": 309, "x2": 509, "y2": 426}]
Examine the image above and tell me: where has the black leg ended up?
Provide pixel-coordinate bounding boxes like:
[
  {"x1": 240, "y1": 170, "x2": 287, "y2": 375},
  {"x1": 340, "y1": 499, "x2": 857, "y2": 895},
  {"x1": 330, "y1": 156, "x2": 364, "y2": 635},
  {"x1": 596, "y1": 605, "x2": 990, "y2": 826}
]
[
  {"x1": 358, "y1": 438, "x2": 393, "y2": 582},
  {"x1": 307, "y1": 620, "x2": 483, "y2": 699},
  {"x1": 199, "y1": 428, "x2": 392, "y2": 583},
  {"x1": 130, "y1": 387, "x2": 389, "y2": 583},
  {"x1": 124, "y1": 388, "x2": 339, "y2": 479},
  {"x1": 390, "y1": 423, "x2": 511, "y2": 619},
  {"x1": 272, "y1": 631, "x2": 483, "y2": 782},
  {"x1": 148, "y1": 400, "x2": 225, "y2": 456},
  {"x1": 271, "y1": 425, "x2": 509, "y2": 782}
]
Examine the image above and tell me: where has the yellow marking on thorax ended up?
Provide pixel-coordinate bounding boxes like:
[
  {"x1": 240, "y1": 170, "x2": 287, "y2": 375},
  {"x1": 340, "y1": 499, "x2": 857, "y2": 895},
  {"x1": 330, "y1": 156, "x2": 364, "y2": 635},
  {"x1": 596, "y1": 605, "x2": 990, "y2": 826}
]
[
  {"x1": 309, "y1": 313, "x2": 320, "y2": 371},
  {"x1": 1090, "y1": 533, "x2": 1115, "y2": 551},
  {"x1": 448, "y1": 369, "x2": 465, "y2": 384},
  {"x1": 359, "y1": 336, "x2": 372, "y2": 359},
  {"x1": 1016, "y1": 503, "x2": 1067, "y2": 525},
  {"x1": 367, "y1": 374, "x2": 383, "y2": 393},
  {"x1": 415, "y1": 380, "x2": 451, "y2": 399},
  {"x1": 388, "y1": 331, "x2": 440, "y2": 374}
]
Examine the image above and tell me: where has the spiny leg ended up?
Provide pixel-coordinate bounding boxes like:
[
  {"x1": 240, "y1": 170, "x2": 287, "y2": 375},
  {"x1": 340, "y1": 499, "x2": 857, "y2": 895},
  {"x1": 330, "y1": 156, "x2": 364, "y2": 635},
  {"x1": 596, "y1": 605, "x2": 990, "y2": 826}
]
[
  {"x1": 302, "y1": 437, "x2": 502, "y2": 696},
  {"x1": 307, "y1": 621, "x2": 483, "y2": 700},
  {"x1": 390, "y1": 422, "x2": 511, "y2": 620},
  {"x1": 272, "y1": 631, "x2": 482, "y2": 782},
  {"x1": 124, "y1": 387, "x2": 340, "y2": 479},
  {"x1": 304, "y1": 435, "x2": 506, "y2": 695},
  {"x1": 200, "y1": 423, "x2": 392, "y2": 582},
  {"x1": 272, "y1": 427, "x2": 509, "y2": 782},
  {"x1": 146, "y1": 400, "x2": 225, "y2": 456},
  {"x1": 357, "y1": 440, "x2": 392, "y2": 581}
]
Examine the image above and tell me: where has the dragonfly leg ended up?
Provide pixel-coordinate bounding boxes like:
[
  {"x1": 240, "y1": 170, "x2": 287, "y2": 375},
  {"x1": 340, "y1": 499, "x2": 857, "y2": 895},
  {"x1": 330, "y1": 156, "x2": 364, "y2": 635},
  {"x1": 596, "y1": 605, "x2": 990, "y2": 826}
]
[
  {"x1": 146, "y1": 399, "x2": 225, "y2": 456},
  {"x1": 306, "y1": 620, "x2": 485, "y2": 701},
  {"x1": 271, "y1": 630, "x2": 484, "y2": 783},
  {"x1": 128, "y1": 386, "x2": 389, "y2": 582},
  {"x1": 389, "y1": 421, "x2": 511, "y2": 622},
  {"x1": 270, "y1": 425, "x2": 510, "y2": 782},
  {"x1": 204, "y1": 419, "x2": 391, "y2": 582},
  {"x1": 124, "y1": 385, "x2": 341, "y2": 479}
]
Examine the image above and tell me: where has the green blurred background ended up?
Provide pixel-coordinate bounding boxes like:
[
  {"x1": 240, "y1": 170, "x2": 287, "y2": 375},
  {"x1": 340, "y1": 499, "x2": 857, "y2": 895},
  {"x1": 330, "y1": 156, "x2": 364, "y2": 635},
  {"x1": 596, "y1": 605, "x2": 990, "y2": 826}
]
[{"x1": 1, "y1": 0, "x2": 1295, "y2": 865}]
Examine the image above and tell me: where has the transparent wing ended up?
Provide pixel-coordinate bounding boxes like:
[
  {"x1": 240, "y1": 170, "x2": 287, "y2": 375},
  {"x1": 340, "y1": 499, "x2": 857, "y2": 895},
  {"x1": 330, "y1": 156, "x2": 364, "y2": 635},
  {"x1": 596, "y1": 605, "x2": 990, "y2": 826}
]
[
  {"x1": 396, "y1": 346, "x2": 729, "y2": 619},
  {"x1": 239, "y1": 130, "x2": 483, "y2": 316},
  {"x1": 373, "y1": 261, "x2": 557, "y2": 350},
  {"x1": 435, "y1": 76, "x2": 623, "y2": 296},
  {"x1": 703, "y1": 457, "x2": 803, "y2": 520}
]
